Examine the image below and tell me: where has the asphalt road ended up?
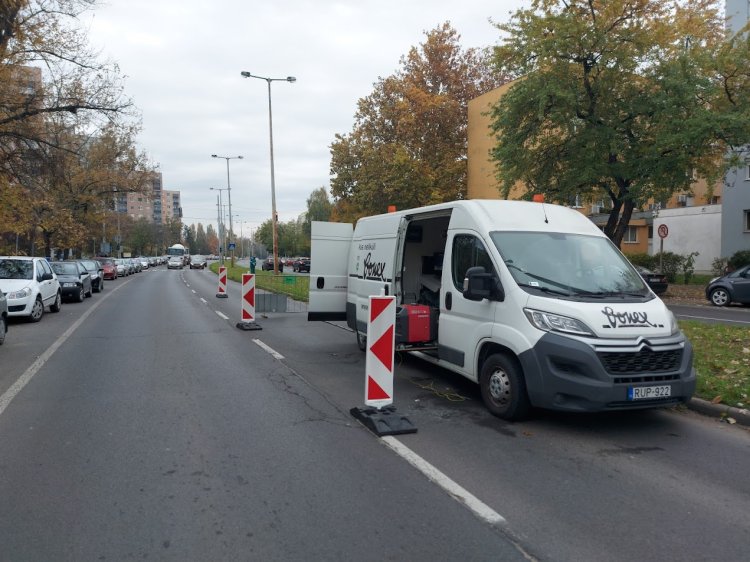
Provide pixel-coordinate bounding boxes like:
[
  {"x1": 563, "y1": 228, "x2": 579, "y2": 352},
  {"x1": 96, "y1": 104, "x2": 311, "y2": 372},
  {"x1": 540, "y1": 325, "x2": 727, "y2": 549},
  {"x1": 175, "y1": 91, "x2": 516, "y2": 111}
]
[
  {"x1": 0, "y1": 268, "x2": 526, "y2": 561},
  {"x1": 1, "y1": 267, "x2": 749, "y2": 561}
]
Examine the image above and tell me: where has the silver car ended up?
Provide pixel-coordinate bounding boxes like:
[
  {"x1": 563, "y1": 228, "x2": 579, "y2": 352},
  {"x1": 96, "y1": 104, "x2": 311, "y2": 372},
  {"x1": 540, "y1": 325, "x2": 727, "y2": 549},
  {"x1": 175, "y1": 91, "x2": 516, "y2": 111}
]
[{"x1": 167, "y1": 256, "x2": 184, "y2": 270}]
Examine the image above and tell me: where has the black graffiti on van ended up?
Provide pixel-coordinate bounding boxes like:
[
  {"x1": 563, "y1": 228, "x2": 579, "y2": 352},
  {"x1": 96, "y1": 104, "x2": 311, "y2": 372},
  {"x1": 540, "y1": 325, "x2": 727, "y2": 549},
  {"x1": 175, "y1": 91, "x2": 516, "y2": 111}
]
[
  {"x1": 363, "y1": 252, "x2": 387, "y2": 281},
  {"x1": 601, "y1": 306, "x2": 662, "y2": 329}
]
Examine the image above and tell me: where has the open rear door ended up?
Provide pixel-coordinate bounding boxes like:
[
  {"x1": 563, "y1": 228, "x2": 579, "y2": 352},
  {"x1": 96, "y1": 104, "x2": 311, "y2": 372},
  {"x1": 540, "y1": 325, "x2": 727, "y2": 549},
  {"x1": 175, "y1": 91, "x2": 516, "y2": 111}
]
[{"x1": 308, "y1": 221, "x2": 353, "y2": 321}]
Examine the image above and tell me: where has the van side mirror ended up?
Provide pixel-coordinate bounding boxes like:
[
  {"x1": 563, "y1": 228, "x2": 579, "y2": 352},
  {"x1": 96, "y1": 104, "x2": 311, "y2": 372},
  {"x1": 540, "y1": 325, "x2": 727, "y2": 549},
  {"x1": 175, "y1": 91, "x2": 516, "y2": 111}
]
[
  {"x1": 463, "y1": 267, "x2": 492, "y2": 301},
  {"x1": 463, "y1": 266, "x2": 505, "y2": 302}
]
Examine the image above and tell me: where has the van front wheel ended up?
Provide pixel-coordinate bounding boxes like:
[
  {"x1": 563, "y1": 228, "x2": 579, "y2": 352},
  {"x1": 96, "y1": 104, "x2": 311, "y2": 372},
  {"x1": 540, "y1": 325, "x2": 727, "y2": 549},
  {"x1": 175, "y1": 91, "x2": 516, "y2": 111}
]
[{"x1": 480, "y1": 354, "x2": 530, "y2": 421}]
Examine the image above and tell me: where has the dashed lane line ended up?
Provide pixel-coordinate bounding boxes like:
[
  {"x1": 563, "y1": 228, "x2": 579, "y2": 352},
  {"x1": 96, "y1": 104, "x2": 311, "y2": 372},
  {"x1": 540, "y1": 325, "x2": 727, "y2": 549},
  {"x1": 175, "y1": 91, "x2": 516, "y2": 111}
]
[{"x1": 252, "y1": 339, "x2": 285, "y2": 360}]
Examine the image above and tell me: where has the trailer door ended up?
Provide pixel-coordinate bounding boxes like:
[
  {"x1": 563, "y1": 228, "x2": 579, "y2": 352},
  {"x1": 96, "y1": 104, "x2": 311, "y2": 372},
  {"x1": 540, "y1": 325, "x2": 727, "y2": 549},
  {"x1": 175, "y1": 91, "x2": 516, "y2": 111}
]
[{"x1": 308, "y1": 221, "x2": 353, "y2": 321}]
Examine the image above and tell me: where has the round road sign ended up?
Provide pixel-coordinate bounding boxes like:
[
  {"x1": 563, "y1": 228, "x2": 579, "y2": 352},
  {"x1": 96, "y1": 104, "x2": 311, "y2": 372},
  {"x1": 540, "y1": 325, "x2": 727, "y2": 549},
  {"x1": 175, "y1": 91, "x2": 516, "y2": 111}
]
[{"x1": 657, "y1": 224, "x2": 669, "y2": 239}]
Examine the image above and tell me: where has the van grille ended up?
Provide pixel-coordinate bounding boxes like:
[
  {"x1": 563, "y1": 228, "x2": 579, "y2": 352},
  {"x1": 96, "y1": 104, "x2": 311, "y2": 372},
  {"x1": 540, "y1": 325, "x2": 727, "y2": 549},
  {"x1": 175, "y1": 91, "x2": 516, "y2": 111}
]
[{"x1": 598, "y1": 348, "x2": 682, "y2": 377}]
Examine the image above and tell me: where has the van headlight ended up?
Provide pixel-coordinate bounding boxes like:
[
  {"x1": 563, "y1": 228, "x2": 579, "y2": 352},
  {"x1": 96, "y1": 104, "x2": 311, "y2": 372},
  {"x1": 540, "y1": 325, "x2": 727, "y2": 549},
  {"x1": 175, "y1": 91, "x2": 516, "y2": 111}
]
[
  {"x1": 8, "y1": 287, "x2": 32, "y2": 299},
  {"x1": 524, "y1": 308, "x2": 594, "y2": 337},
  {"x1": 668, "y1": 310, "x2": 679, "y2": 335}
]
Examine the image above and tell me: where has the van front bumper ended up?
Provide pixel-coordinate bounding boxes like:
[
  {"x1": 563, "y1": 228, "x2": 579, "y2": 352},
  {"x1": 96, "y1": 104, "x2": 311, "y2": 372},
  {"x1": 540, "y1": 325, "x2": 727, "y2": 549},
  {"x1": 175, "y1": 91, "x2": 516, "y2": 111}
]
[{"x1": 518, "y1": 331, "x2": 696, "y2": 413}]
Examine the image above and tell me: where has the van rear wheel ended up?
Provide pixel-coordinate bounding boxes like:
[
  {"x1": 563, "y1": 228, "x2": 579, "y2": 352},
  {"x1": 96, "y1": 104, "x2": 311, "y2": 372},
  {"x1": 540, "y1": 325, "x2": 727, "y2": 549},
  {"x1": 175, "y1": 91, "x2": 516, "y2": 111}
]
[{"x1": 480, "y1": 354, "x2": 530, "y2": 421}]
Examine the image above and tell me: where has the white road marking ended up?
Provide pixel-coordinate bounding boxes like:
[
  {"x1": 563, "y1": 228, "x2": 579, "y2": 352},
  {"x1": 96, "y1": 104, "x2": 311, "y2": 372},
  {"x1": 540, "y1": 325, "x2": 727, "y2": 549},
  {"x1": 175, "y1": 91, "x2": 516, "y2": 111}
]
[
  {"x1": 252, "y1": 339, "x2": 285, "y2": 360},
  {"x1": 200, "y1": 298, "x2": 207, "y2": 304},
  {"x1": 191, "y1": 289, "x2": 196, "y2": 294},
  {"x1": 381, "y1": 435, "x2": 506, "y2": 526},
  {"x1": 0, "y1": 283, "x2": 124, "y2": 417},
  {"x1": 215, "y1": 311, "x2": 229, "y2": 320}
]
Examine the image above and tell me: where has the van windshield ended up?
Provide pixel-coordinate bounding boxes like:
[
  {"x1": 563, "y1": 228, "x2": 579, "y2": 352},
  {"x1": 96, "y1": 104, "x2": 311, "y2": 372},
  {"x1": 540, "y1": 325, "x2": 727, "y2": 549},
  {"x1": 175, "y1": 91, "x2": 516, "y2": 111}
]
[{"x1": 490, "y1": 231, "x2": 648, "y2": 297}]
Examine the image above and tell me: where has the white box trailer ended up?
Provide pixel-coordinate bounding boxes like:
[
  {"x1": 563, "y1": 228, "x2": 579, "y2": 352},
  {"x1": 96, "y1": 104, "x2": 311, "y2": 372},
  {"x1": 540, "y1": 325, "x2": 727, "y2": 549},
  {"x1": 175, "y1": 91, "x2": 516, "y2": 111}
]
[{"x1": 308, "y1": 200, "x2": 695, "y2": 420}]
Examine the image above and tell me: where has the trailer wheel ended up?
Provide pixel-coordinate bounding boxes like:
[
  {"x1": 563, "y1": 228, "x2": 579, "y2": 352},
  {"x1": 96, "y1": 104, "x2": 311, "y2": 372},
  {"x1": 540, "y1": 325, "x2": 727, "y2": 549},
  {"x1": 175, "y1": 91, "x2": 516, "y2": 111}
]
[
  {"x1": 356, "y1": 331, "x2": 367, "y2": 352},
  {"x1": 480, "y1": 354, "x2": 530, "y2": 421}
]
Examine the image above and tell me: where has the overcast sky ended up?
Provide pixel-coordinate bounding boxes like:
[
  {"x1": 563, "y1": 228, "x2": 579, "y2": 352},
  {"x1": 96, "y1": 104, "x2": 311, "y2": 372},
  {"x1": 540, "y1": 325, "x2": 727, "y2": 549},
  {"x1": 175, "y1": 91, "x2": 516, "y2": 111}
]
[{"x1": 87, "y1": 0, "x2": 525, "y2": 235}]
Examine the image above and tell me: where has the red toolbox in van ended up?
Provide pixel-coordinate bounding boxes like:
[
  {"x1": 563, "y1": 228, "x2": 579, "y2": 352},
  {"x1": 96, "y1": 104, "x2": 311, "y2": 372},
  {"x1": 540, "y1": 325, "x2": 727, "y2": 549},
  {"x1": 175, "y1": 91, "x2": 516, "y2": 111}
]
[{"x1": 396, "y1": 304, "x2": 437, "y2": 344}]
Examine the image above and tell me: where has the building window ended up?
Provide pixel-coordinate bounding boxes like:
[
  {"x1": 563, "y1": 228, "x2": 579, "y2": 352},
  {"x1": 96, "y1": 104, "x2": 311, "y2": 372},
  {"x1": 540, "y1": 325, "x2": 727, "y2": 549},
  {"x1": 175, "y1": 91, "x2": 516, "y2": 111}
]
[
  {"x1": 745, "y1": 210, "x2": 750, "y2": 232},
  {"x1": 745, "y1": 165, "x2": 750, "y2": 181},
  {"x1": 710, "y1": 195, "x2": 720, "y2": 205},
  {"x1": 624, "y1": 226, "x2": 638, "y2": 243}
]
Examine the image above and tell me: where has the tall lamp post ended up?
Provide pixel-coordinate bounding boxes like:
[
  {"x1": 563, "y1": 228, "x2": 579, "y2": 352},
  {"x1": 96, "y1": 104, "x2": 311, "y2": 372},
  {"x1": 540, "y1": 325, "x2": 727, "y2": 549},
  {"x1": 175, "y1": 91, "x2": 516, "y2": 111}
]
[
  {"x1": 240, "y1": 71, "x2": 296, "y2": 274},
  {"x1": 211, "y1": 154, "x2": 242, "y2": 266},
  {"x1": 210, "y1": 187, "x2": 228, "y2": 263},
  {"x1": 113, "y1": 187, "x2": 122, "y2": 258}
]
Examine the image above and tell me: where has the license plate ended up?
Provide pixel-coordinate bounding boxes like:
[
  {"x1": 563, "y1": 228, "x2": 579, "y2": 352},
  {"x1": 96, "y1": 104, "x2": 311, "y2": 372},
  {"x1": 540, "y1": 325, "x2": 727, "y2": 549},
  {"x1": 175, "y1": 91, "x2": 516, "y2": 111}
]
[{"x1": 628, "y1": 385, "x2": 671, "y2": 400}]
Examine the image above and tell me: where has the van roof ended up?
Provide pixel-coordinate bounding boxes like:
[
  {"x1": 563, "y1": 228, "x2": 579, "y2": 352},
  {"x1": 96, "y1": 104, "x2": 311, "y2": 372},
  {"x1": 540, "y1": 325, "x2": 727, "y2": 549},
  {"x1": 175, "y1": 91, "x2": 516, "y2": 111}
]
[{"x1": 358, "y1": 200, "x2": 604, "y2": 237}]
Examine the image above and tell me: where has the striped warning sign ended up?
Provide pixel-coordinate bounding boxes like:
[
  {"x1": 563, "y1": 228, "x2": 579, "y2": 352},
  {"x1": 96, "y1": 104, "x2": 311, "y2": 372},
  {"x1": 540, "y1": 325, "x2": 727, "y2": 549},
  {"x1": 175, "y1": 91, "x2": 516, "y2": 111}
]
[
  {"x1": 241, "y1": 273, "x2": 255, "y2": 321},
  {"x1": 216, "y1": 266, "x2": 227, "y2": 298},
  {"x1": 365, "y1": 295, "x2": 396, "y2": 408}
]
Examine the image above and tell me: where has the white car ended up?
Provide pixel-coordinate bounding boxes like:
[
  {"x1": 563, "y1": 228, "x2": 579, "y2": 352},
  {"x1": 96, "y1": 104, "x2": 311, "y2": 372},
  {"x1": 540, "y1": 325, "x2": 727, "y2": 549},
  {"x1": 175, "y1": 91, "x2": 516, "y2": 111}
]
[
  {"x1": 0, "y1": 256, "x2": 62, "y2": 322},
  {"x1": 0, "y1": 290, "x2": 8, "y2": 345}
]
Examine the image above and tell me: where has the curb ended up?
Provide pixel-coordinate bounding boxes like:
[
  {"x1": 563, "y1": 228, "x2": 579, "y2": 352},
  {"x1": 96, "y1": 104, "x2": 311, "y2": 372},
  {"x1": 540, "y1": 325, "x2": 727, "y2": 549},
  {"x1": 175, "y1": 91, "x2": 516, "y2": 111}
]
[{"x1": 687, "y1": 397, "x2": 750, "y2": 427}]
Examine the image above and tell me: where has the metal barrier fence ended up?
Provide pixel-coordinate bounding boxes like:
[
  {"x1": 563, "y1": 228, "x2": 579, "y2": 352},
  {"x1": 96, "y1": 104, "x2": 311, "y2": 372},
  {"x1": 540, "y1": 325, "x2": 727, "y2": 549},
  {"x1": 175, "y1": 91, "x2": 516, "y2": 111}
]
[
  {"x1": 254, "y1": 273, "x2": 309, "y2": 313},
  {"x1": 210, "y1": 263, "x2": 310, "y2": 313}
]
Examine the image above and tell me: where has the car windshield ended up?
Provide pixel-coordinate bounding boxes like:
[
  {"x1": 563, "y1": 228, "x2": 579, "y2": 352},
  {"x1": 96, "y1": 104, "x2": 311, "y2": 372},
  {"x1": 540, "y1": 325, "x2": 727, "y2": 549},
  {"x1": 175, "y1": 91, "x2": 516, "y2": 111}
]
[
  {"x1": 80, "y1": 261, "x2": 99, "y2": 271},
  {"x1": 490, "y1": 231, "x2": 648, "y2": 297},
  {"x1": 0, "y1": 259, "x2": 33, "y2": 280},
  {"x1": 51, "y1": 262, "x2": 78, "y2": 275}
]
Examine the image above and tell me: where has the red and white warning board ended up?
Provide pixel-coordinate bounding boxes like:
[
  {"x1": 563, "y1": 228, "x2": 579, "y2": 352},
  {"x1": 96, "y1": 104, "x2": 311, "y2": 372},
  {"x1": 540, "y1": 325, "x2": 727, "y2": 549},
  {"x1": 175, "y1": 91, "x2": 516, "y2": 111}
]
[
  {"x1": 241, "y1": 273, "x2": 256, "y2": 321},
  {"x1": 365, "y1": 295, "x2": 396, "y2": 408},
  {"x1": 217, "y1": 266, "x2": 227, "y2": 296}
]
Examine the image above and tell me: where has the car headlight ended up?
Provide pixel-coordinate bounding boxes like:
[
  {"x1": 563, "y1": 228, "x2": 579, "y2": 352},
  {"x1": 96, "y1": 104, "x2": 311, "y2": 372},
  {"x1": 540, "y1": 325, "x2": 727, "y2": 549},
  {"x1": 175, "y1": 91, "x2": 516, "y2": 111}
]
[
  {"x1": 524, "y1": 308, "x2": 594, "y2": 337},
  {"x1": 8, "y1": 287, "x2": 32, "y2": 299}
]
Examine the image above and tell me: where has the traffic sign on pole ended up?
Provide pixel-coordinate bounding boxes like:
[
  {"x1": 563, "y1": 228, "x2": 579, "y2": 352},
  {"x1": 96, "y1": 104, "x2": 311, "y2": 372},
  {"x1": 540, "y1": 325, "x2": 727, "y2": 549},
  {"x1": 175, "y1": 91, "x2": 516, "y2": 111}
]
[
  {"x1": 216, "y1": 266, "x2": 228, "y2": 298},
  {"x1": 236, "y1": 273, "x2": 262, "y2": 330},
  {"x1": 657, "y1": 224, "x2": 669, "y2": 239},
  {"x1": 350, "y1": 295, "x2": 417, "y2": 436}
]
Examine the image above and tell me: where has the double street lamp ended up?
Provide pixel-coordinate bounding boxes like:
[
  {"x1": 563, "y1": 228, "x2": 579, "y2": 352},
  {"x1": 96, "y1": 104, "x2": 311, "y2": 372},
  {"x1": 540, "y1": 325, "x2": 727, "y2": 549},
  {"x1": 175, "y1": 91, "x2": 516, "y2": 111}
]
[
  {"x1": 240, "y1": 70, "x2": 296, "y2": 274},
  {"x1": 211, "y1": 154, "x2": 243, "y2": 266}
]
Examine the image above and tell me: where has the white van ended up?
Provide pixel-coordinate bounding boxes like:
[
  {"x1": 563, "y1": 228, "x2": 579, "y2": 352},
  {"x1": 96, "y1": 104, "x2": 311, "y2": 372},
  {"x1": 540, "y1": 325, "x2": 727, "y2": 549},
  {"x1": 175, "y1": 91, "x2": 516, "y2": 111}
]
[{"x1": 308, "y1": 200, "x2": 695, "y2": 420}]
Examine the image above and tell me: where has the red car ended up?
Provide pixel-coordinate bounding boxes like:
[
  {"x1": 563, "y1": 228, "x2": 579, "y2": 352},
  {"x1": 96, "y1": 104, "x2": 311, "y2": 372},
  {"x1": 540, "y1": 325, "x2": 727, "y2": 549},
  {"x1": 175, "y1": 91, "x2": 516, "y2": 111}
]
[{"x1": 97, "y1": 257, "x2": 118, "y2": 280}]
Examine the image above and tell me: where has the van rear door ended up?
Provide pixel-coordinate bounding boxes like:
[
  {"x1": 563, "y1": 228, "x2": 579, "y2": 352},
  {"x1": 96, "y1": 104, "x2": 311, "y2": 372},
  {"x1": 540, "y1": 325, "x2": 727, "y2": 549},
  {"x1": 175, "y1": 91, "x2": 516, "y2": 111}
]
[{"x1": 308, "y1": 221, "x2": 353, "y2": 321}]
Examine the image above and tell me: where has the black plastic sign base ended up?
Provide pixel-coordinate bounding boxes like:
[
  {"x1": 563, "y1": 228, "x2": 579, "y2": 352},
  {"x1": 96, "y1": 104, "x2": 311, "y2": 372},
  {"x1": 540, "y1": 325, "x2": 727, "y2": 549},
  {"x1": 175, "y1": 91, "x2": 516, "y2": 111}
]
[
  {"x1": 350, "y1": 405, "x2": 417, "y2": 437},
  {"x1": 236, "y1": 321, "x2": 262, "y2": 331},
  {"x1": 216, "y1": 293, "x2": 228, "y2": 299}
]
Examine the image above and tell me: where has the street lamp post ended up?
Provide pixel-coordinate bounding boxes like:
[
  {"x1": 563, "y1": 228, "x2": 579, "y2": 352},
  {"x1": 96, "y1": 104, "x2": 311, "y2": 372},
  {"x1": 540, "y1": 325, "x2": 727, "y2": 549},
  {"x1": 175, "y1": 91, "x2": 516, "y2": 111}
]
[
  {"x1": 240, "y1": 70, "x2": 296, "y2": 274},
  {"x1": 113, "y1": 187, "x2": 122, "y2": 258},
  {"x1": 212, "y1": 154, "x2": 243, "y2": 266},
  {"x1": 210, "y1": 187, "x2": 228, "y2": 263}
]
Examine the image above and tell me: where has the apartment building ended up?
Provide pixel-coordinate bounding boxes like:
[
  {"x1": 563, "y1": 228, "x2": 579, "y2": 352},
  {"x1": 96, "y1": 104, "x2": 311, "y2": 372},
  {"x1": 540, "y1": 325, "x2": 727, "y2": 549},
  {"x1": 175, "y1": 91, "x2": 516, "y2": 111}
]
[{"x1": 117, "y1": 172, "x2": 181, "y2": 225}]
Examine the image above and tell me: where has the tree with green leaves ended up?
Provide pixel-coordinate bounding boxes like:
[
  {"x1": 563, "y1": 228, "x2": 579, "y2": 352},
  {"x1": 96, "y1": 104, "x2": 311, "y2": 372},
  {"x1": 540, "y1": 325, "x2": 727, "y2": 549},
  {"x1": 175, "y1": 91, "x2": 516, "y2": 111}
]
[
  {"x1": 490, "y1": 0, "x2": 750, "y2": 247},
  {"x1": 303, "y1": 187, "x2": 333, "y2": 237},
  {"x1": 330, "y1": 22, "x2": 504, "y2": 221}
]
